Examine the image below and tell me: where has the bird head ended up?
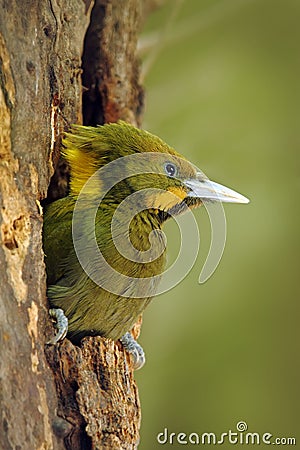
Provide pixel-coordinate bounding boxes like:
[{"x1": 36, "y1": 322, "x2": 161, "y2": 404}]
[{"x1": 63, "y1": 121, "x2": 249, "y2": 220}]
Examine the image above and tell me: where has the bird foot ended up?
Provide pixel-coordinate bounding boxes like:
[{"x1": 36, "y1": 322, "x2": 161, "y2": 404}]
[
  {"x1": 120, "y1": 332, "x2": 145, "y2": 370},
  {"x1": 47, "y1": 308, "x2": 68, "y2": 344}
]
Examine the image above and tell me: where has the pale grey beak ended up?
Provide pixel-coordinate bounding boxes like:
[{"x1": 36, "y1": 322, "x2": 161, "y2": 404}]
[{"x1": 185, "y1": 175, "x2": 250, "y2": 204}]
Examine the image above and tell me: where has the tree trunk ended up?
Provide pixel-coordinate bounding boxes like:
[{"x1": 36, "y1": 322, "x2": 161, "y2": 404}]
[{"x1": 0, "y1": 1, "x2": 145, "y2": 448}]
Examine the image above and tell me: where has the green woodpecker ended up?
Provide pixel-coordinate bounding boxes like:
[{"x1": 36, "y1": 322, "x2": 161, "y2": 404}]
[{"x1": 43, "y1": 121, "x2": 249, "y2": 368}]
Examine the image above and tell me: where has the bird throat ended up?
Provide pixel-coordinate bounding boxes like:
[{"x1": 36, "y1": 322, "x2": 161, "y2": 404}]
[{"x1": 96, "y1": 202, "x2": 167, "y2": 283}]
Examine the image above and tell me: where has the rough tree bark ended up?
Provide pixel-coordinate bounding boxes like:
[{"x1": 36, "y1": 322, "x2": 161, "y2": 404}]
[{"x1": 0, "y1": 1, "x2": 148, "y2": 448}]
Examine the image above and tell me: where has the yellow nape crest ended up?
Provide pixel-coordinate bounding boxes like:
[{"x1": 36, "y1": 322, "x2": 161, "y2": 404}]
[{"x1": 62, "y1": 127, "x2": 101, "y2": 196}]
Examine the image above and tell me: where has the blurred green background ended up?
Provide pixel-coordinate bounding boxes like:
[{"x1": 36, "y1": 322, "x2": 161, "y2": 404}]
[{"x1": 136, "y1": 0, "x2": 299, "y2": 448}]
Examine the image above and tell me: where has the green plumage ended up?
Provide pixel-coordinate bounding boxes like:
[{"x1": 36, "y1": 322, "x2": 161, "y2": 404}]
[
  {"x1": 44, "y1": 198, "x2": 165, "y2": 341},
  {"x1": 43, "y1": 121, "x2": 248, "y2": 343},
  {"x1": 43, "y1": 122, "x2": 193, "y2": 341}
]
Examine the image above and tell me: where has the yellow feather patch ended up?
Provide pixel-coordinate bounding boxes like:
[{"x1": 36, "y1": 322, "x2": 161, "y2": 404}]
[
  {"x1": 167, "y1": 186, "x2": 187, "y2": 200},
  {"x1": 62, "y1": 142, "x2": 99, "y2": 196},
  {"x1": 146, "y1": 186, "x2": 187, "y2": 211}
]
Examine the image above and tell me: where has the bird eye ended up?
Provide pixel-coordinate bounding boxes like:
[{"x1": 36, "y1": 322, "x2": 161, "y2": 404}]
[{"x1": 164, "y1": 162, "x2": 177, "y2": 177}]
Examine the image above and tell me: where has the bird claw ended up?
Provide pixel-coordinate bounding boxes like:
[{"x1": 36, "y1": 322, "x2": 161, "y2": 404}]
[
  {"x1": 47, "y1": 310, "x2": 145, "y2": 370},
  {"x1": 47, "y1": 308, "x2": 68, "y2": 344},
  {"x1": 120, "y1": 332, "x2": 145, "y2": 370}
]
